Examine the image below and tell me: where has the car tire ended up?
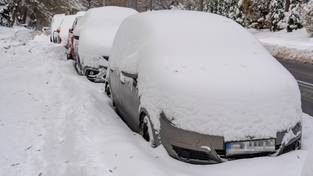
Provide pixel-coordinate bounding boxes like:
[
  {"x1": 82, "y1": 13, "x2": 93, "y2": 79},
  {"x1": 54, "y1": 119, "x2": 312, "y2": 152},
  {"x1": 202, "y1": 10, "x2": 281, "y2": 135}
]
[{"x1": 140, "y1": 115, "x2": 157, "y2": 148}]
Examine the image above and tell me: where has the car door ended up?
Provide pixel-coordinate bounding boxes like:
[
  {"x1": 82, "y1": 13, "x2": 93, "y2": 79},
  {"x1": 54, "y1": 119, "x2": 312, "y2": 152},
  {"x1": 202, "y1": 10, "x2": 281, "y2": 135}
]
[{"x1": 117, "y1": 70, "x2": 141, "y2": 132}]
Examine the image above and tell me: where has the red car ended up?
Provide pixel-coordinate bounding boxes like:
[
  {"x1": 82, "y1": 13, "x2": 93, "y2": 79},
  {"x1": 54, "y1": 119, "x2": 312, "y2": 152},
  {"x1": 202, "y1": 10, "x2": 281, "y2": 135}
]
[{"x1": 66, "y1": 17, "x2": 81, "y2": 60}]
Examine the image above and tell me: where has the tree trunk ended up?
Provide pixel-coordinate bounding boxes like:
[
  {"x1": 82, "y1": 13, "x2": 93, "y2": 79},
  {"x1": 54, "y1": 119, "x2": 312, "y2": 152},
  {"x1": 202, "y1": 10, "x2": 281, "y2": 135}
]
[
  {"x1": 285, "y1": 0, "x2": 290, "y2": 12},
  {"x1": 199, "y1": 0, "x2": 204, "y2": 11},
  {"x1": 150, "y1": 0, "x2": 153, "y2": 10}
]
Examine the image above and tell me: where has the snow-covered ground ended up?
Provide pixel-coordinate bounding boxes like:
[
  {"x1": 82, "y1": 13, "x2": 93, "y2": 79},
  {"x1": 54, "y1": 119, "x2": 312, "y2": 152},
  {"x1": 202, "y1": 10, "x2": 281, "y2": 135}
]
[
  {"x1": 251, "y1": 29, "x2": 313, "y2": 64},
  {"x1": 0, "y1": 26, "x2": 313, "y2": 176}
]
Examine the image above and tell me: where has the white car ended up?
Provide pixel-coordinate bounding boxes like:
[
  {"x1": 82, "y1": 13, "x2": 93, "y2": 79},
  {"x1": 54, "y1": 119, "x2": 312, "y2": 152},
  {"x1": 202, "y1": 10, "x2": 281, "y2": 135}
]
[
  {"x1": 50, "y1": 14, "x2": 65, "y2": 43},
  {"x1": 60, "y1": 12, "x2": 86, "y2": 44},
  {"x1": 108, "y1": 10, "x2": 303, "y2": 164},
  {"x1": 74, "y1": 6, "x2": 137, "y2": 82},
  {"x1": 50, "y1": 12, "x2": 85, "y2": 44}
]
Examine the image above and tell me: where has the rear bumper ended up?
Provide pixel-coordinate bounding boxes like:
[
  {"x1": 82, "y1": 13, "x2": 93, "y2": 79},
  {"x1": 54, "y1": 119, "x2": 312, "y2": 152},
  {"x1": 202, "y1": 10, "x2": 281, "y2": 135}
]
[{"x1": 159, "y1": 113, "x2": 302, "y2": 164}]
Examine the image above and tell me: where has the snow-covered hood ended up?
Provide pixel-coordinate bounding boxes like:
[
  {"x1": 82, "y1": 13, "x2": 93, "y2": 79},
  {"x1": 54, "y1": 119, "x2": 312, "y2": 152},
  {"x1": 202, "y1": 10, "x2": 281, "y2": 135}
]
[{"x1": 110, "y1": 11, "x2": 302, "y2": 141}]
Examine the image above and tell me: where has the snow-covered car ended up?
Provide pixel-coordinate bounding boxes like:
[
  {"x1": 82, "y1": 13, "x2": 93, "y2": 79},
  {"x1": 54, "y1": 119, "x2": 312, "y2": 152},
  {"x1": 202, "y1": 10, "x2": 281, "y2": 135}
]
[
  {"x1": 74, "y1": 6, "x2": 137, "y2": 82},
  {"x1": 50, "y1": 14, "x2": 65, "y2": 43},
  {"x1": 66, "y1": 15, "x2": 84, "y2": 60},
  {"x1": 108, "y1": 11, "x2": 303, "y2": 164},
  {"x1": 59, "y1": 14, "x2": 83, "y2": 45}
]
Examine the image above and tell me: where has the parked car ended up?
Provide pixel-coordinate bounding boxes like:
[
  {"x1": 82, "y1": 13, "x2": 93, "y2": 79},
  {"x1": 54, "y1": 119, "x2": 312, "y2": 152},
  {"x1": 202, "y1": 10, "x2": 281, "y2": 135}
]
[
  {"x1": 50, "y1": 14, "x2": 65, "y2": 43},
  {"x1": 73, "y1": 6, "x2": 137, "y2": 82},
  {"x1": 50, "y1": 12, "x2": 85, "y2": 45},
  {"x1": 108, "y1": 10, "x2": 303, "y2": 164},
  {"x1": 59, "y1": 14, "x2": 83, "y2": 45},
  {"x1": 66, "y1": 15, "x2": 85, "y2": 60}
]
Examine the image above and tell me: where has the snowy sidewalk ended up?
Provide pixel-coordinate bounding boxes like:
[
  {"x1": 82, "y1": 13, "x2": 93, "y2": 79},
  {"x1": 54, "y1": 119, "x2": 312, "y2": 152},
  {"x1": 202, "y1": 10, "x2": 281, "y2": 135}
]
[
  {"x1": 0, "y1": 27, "x2": 313, "y2": 176},
  {"x1": 251, "y1": 29, "x2": 313, "y2": 64}
]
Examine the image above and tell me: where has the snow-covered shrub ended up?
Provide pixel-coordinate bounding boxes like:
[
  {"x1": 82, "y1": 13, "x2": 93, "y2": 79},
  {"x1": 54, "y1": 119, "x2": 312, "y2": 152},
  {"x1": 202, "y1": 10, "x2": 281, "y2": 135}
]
[
  {"x1": 238, "y1": 0, "x2": 271, "y2": 29},
  {"x1": 170, "y1": 2, "x2": 186, "y2": 10},
  {"x1": 0, "y1": 0, "x2": 12, "y2": 27},
  {"x1": 286, "y1": 0, "x2": 303, "y2": 32},
  {"x1": 304, "y1": 0, "x2": 313, "y2": 35},
  {"x1": 204, "y1": 0, "x2": 246, "y2": 26},
  {"x1": 269, "y1": 0, "x2": 285, "y2": 31}
]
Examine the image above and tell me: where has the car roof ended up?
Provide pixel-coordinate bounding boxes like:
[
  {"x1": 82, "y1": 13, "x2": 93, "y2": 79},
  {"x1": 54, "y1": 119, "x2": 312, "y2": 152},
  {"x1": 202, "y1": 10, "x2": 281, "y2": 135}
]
[
  {"x1": 110, "y1": 10, "x2": 272, "y2": 74},
  {"x1": 80, "y1": 6, "x2": 137, "y2": 29}
]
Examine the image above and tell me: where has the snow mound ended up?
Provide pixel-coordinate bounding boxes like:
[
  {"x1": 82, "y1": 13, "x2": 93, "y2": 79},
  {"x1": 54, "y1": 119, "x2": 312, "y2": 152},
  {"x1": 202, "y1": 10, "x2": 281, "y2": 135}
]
[
  {"x1": 252, "y1": 29, "x2": 313, "y2": 64},
  {"x1": 78, "y1": 6, "x2": 137, "y2": 68},
  {"x1": 110, "y1": 10, "x2": 302, "y2": 141}
]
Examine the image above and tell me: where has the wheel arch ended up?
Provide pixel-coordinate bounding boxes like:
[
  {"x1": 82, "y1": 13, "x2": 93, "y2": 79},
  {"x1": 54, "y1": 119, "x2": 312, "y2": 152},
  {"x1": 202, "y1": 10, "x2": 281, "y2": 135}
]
[{"x1": 139, "y1": 107, "x2": 161, "y2": 147}]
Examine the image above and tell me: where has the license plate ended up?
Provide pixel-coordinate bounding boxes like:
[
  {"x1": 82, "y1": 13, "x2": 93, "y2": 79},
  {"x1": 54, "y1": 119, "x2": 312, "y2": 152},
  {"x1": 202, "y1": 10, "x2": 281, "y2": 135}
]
[{"x1": 226, "y1": 139, "x2": 275, "y2": 156}]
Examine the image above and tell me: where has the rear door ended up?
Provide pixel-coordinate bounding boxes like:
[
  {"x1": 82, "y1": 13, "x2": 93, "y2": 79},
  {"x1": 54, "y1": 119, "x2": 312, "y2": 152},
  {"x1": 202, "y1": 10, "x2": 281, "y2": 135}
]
[
  {"x1": 118, "y1": 71, "x2": 141, "y2": 132},
  {"x1": 109, "y1": 69, "x2": 140, "y2": 132}
]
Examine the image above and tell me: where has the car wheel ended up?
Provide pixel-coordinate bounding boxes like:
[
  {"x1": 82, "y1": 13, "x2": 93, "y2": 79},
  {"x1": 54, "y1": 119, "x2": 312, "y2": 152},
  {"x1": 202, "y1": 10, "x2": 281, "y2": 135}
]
[{"x1": 140, "y1": 115, "x2": 157, "y2": 148}]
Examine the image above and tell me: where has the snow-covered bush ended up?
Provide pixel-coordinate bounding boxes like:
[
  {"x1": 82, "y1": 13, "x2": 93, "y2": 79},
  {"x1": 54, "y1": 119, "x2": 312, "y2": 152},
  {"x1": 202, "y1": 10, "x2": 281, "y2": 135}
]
[
  {"x1": 235, "y1": 0, "x2": 273, "y2": 28},
  {"x1": 304, "y1": 0, "x2": 313, "y2": 35},
  {"x1": 0, "y1": 0, "x2": 12, "y2": 27},
  {"x1": 286, "y1": 0, "x2": 303, "y2": 32},
  {"x1": 204, "y1": 0, "x2": 245, "y2": 26},
  {"x1": 269, "y1": 0, "x2": 285, "y2": 31}
]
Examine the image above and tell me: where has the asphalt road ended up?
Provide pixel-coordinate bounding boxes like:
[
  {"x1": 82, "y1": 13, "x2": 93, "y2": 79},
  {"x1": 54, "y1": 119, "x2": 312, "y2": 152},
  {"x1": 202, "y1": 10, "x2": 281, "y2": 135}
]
[{"x1": 278, "y1": 60, "x2": 313, "y2": 116}]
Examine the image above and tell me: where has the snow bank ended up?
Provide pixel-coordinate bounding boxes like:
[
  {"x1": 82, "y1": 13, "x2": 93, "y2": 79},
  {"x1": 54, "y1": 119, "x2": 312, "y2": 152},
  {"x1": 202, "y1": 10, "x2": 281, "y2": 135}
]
[
  {"x1": 78, "y1": 6, "x2": 137, "y2": 68},
  {"x1": 301, "y1": 113, "x2": 313, "y2": 176},
  {"x1": 252, "y1": 29, "x2": 313, "y2": 64},
  {"x1": 110, "y1": 10, "x2": 302, "y2": 141}
]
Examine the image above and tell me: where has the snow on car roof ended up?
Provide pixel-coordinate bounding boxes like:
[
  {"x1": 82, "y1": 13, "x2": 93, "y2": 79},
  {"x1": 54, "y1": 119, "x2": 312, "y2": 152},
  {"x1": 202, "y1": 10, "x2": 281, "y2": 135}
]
[
  {"x1": 77, "y1": 6, "x2": 137, "y2": 66},
  {"x1": 59, "y1": 14, "x2": 78, "y2": 44},
  {"x1": 110, "y1": 10, "x2": 302, "y2": 141},
  {"x1": 50, "y1": 14, "x2": 65, "y2": 32}
]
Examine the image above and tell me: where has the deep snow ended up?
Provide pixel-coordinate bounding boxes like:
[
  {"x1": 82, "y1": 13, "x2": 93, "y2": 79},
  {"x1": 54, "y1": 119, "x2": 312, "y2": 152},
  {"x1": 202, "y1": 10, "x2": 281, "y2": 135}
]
[{"x1": 0, "y1": 26, "x2": 313, "y2": 176}]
